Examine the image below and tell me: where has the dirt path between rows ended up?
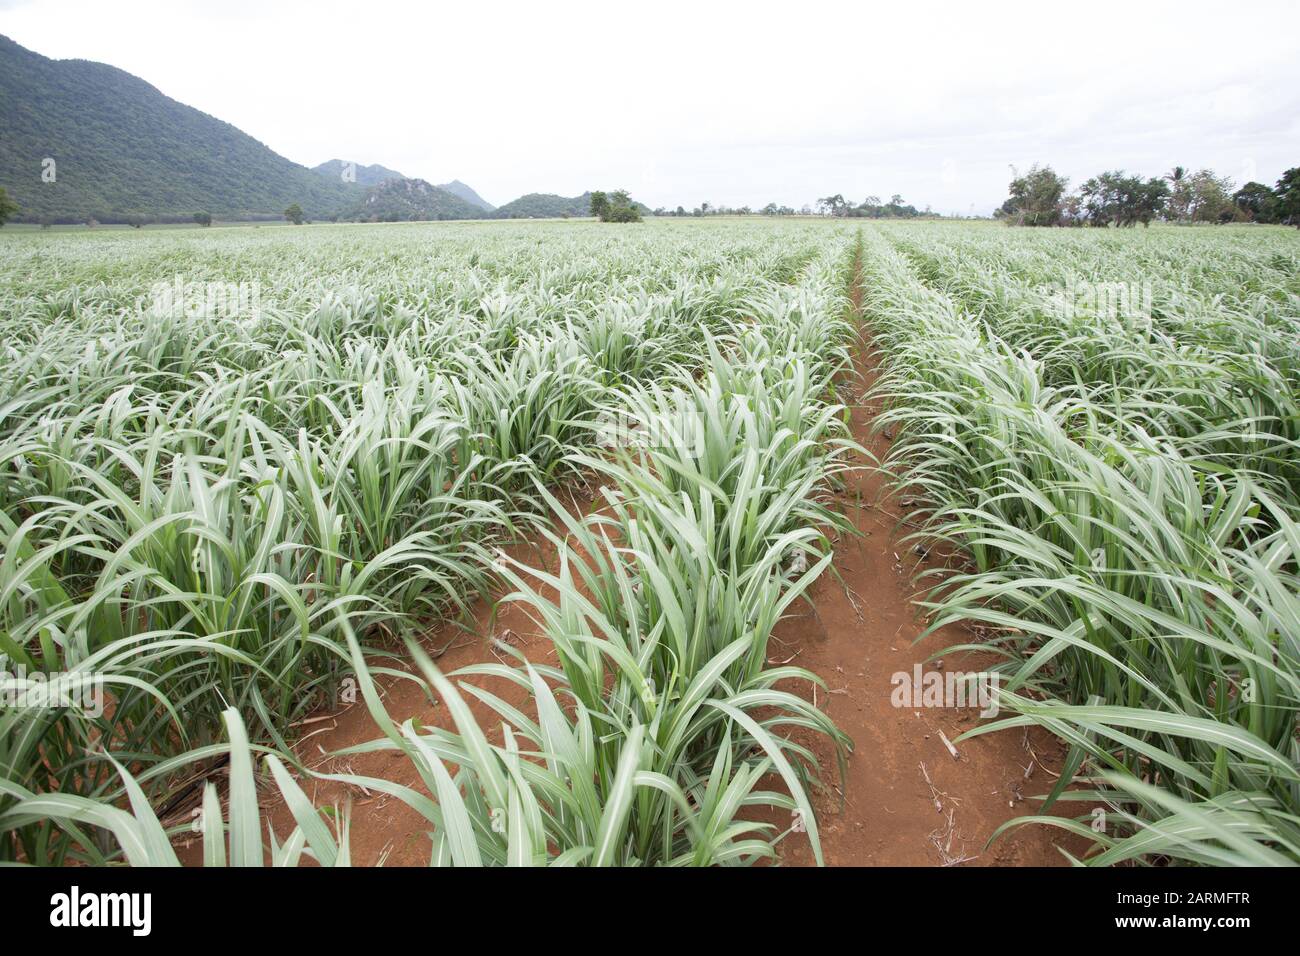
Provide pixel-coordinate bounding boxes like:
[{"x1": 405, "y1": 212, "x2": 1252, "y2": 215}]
[
  {"x1": 751, "y1": 243, "x2": 1077, "y2": 865},
  {"x1": 176, "y1": 244, "x2": 1080, "y2": 866}
]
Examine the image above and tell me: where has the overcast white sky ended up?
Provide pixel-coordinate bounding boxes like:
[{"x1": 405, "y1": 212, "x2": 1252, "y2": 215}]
[{"x1": 3, "y1": 0, "x2": 1298, "y2": 213}]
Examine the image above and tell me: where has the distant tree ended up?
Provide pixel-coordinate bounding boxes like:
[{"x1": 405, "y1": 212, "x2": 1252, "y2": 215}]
[
  {"x1": 589, "y1": 191, "x2": 609, "y2": 219},
  {"x1": 1274, "y1": 168, "x2": 1300, "y2": 227},
  {"x1": 1185, "y1": 170, "x2": 1238, "y2": 222},
  {"x1": 1164, "y1": 166, "x2": 1191, "y2": 221},
  {"x1": 1078, "y1": 171, "x2": 1169, "y2": 227},
  {"x1": 284, "y1": 203, "x2": 305, "y2": 225},
  {"x1": 598, "y1": 189, "x2": 642, "y2": 223},
  {"x1": 675, "y1": 205, "x2": 686, "y2": 216},
  {"x1": 883, "y1": 194, "x2": 916, "y2": 217},
  {"x1": 1060, "y1": 194, "x2": 1085, "y2": 226},
  {"x1": 817, "y1": 194, "x2": 847, "y2": 217},
  {"x1": 849, "y1": 194, "x2": 921, "y2": 219},
  {"x1": 193, "y1": 211, "x2": 213, "y2": 227},
  {"x1": 998, "y1": 164, "x2": 1068, "y2": 226},
  {"x1": 1078, "y1": 175, "x2": 1114, "y2": 225},
  {"x1": 1232, "y1": 182, "x2": 1278, "y2": 223},
  {"x1": 1133, "y1": 177, "x2": 1171, "y2": 225},
  {"x1": 125, "y1": 214, "x2": 148, "y2": 229},
  {"x1": 0, "y1": 187, "x2": 19, "y2": 226}
]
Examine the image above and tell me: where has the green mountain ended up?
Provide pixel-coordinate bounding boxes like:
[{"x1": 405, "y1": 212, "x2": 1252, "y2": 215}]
[
  {"x1": 494, "y1": 192, "x2": 594, "y2": 219},
  {"x1": 492, "y1": 191, "x2": 651, "y2": 219},
  {"x1": 437, "y1": 179, "x2": 495, "y2": 212},
  {"x1": 312, "y1": 159, "x2": 406, "y2": 187},
  {"x1": 343, "y1": 177, "x2": 487, "y2": 222},
  {"x1": 314, "y1": 165, "x2": 494, "y2": 212},
  {"x1": 0, "y1": 33, "x2": 648, "y2": 226},
  {"x1": 0, "y1": 34, "x2": 361, "y2": 223}
]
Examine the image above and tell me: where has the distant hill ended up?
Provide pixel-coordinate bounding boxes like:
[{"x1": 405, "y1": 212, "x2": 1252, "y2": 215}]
[
  {"x1": 494, "y1": 192, "x2": 594, "y2": 219},
  {"x1": 0, "y1": 34, "x2": 361, "y2": 223},
  {"x1": 437, "y1": 179, "x2": 494, "y2": 212},
  {"x1": 342, "y1": 177, "x2": 487, "y2": 222},
  {"x1": 315, "y1": 166, "x2": 494, "y2": 212},
  {"x1": 0, "y1": 33, "x2": 647, "y2": 226},
  {"x1": 492, "y1": 191, "x2": 651, "y2": 219},
  {"x1": 312, "y1": 159, "x2": 405, "y2": 187}
]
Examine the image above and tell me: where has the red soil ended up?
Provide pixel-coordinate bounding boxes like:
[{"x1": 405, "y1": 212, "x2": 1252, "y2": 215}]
[{"x1": 173, "y1": 251, "x2": 1081, "y2": 867}]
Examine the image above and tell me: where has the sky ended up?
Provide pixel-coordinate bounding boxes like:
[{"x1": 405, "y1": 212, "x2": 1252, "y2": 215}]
[{"x1": 2, "y1": 0, "x2": 1298, "y2": 214}]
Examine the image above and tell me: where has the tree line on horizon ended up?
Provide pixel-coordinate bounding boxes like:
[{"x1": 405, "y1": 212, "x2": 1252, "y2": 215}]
[
  {"x1": 998, "y1": 163, "x2": 1300, "y2": 227},
  {"x1": 646, "y1": 195, "x2": 933, "y2": 219},
  {"x1": 7, "y1": 168, "x2": 1296, "y2": 231}
]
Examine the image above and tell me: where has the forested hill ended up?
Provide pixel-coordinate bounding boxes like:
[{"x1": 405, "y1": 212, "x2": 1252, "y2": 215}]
[
  {"x1": 493, "y1": 192, "x2": 595, "y2": 218},
  {"x1": 437, "y1": 179, "x2": 495, "y2": 212},
  {"x1": 312, "y1": 160, "x2": 406, "y2": 187},
  {"x1": 0, "y1": 34, "x2": 645, "y2": 225},
  {"x1": 0, "y1": 34, "x2": 360, "y2": 222},
  {"x1": 342, "y1": 177, "x2": 487, "y2": 221}
]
